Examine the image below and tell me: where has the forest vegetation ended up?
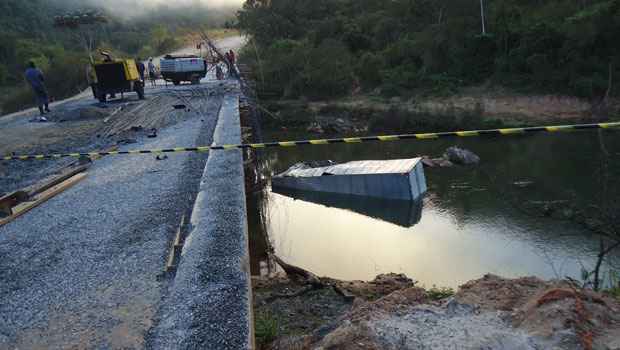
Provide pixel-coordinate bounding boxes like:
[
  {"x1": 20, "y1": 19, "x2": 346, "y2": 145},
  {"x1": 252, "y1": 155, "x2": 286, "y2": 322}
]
[{"x1": 237, "y1": 0, "x2": 620, "y2": 102}]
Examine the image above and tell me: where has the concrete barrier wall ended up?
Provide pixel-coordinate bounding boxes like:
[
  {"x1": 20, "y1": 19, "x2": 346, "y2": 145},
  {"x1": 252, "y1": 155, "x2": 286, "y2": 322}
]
[{"x1": 150, "y1": 94, "x2": 253, "y2": 349}]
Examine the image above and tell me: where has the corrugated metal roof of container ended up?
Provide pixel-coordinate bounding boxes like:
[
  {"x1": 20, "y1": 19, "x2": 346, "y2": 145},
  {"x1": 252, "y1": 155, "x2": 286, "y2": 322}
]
[{"x1": 281, "y1": 158, "x2": 423, "y2": 178}]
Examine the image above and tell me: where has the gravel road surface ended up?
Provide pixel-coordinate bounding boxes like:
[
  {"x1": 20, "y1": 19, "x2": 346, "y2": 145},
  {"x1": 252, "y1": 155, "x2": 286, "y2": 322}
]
[
  {"x1": 0, "y1": 84, "x2": 223, "y2": 349},
  {"x1": 0, "y1": 36, "x2": 248, "y2": 349}
]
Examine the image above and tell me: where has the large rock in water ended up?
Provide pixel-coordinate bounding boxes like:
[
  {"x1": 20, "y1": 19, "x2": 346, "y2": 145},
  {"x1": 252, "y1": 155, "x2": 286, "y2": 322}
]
[{"x1": 444, "y1": 146, "x2": 480, "y2": 165}]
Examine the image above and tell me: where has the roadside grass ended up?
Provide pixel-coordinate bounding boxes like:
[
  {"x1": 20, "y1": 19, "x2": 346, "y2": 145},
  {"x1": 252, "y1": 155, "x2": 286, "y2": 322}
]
[
  {"x1": 603, "y1": 271, "x2": 620, "y2": 300},
  {"x1": 606, "y1": 286, "x2": 620, "y2": 300},
  {"x1": 425, "y1": 286, "x2": 455, "y2": 301},
  {"x1": 183, "y1": 29, "x2": 241, "y2": 46},
  {"x1": 207, "y1": 29, "x2": 241, "y2": 40},
  {"x1": 255, "y1": 311, "x2": 279, "y2": 348},
  {"x1": 0, "y1": 86, "x2": 14, "y2": 115}
]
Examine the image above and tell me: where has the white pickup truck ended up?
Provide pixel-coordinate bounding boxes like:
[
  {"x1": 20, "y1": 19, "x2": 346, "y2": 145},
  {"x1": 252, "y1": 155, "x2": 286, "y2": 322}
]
[{"x1": 159, "y1": 55, "x2": 208, "y2": 85}]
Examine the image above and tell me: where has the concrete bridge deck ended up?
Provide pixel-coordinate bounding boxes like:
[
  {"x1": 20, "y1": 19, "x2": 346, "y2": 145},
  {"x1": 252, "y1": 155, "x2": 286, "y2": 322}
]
[{"x1": 149, "y1": 94, "x2": 253, "y2": 349}]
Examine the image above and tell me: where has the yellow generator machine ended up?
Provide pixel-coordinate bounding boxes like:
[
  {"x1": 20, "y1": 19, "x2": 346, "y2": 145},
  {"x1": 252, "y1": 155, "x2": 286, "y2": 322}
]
[{"x1": 91, "y1": 52, "x2": 145, "y2": 103}]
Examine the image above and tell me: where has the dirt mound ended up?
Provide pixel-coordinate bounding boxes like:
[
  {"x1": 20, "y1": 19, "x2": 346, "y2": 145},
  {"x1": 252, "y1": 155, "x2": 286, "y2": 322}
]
[
  {"x1": 48, "y1": 105, "x2": 112, "y2": 122},
  {"x1": 456, "y1": 274, "x2": 620, "y2": 349},
  {"x1": 514, "y1": 288, "x2": 620, "y2": 349},
  {"x1": 455, "y1": 274, "x2": 555, "y2": 311},
  {"x1": 326, "y1": 273, "x2": 416, "y2": 302},
  {"x1": 265, "y1": 274, "x2": 620, "y2": 350}
]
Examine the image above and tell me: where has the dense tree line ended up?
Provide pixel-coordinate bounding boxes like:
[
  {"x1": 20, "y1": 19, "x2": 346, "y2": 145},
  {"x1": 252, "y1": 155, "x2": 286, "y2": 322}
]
[
  {"x1": 0, "y1": 0, "x2": 234, "y2": 113},
  {"x1": 237, "y1": 0, "x2": 620, "y2": 100}
]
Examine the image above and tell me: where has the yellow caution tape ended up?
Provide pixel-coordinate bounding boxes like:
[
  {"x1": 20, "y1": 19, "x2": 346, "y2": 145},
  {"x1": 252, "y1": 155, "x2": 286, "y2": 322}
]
[{"x1": 3, "y1": 121, "x2": 619, "y2": 161}]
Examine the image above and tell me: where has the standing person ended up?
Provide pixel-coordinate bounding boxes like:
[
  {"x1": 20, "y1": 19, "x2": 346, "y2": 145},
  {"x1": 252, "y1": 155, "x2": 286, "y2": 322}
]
[
  {"x1": 25, "y1": 61, "x2": 50, "y2": 116},
  {"x1": 224, "y1": 51, "x2": 232, "y2": 72},
  {"x1": 216, "y1": 63, "x2": 224, "y2": 80},
  {"x1": 228, "y1": 50, "x2": 236, "y2": 65},
  {"x1": 224, "y1": 52, "x2": 234, "y2": 78},
  {"x1": 227, "y1": 50, "x2": 238, "y2": 78},
  {"x1": 148, "y1": 57, "x2": 157, "y2": 86},
  {"x1": 136, "y1": 58, "x2": 146, "y2": 82}
]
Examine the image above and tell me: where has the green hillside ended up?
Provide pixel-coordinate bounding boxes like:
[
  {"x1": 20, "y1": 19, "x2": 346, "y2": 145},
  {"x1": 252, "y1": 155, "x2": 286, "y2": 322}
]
[{"x1": 238, "y1": 0, "x2": 620, "y2": 101}]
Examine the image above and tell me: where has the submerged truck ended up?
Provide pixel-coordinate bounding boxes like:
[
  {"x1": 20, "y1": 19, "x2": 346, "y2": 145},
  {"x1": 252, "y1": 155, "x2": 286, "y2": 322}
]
[{"x1": 159, "y1": 55, "x2": 208, "y2": 85}]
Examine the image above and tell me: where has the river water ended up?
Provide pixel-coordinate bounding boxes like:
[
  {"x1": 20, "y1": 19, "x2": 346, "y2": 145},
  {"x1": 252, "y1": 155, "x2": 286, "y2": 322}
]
[{"x1": 248, "y1": 128, "x2": 620, "y2": 288}]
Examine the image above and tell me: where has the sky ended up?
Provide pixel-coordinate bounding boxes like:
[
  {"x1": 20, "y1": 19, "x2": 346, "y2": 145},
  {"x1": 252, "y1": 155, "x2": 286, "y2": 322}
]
[
  {"x1": 54, "y1": 0, "x2": 244, "y2": 13},
  {"x1": 139, "y1": 0, "x2": 243, "y2": 6},
  {"x1": 53, "y1": 0, "x2": 244, "y2": 16}
]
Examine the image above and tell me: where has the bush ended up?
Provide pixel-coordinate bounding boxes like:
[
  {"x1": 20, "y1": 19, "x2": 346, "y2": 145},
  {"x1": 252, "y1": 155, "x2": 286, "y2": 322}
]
[
  {"x1": 382, "y1": 39, "x2": 417, "y2": 67},
  {"x1": 2, "y1": 86, "x2": 35, "y2": 114},
  {"x1": 157, "y1": 37, "x2": 178, "y2": 54},
  {"x1": 426, "y1": 286, "x2": 455, "y2": 301},
  {"x1": 45, "y1": 53, "x2": 90, "y2": 100},
  {"x1": 255, "y1": 312, "x2": 279, "y2": 347},
  {"x1": 0, "y1": 64, "x2": 8, "y2": 85},
  {"x1": 381, "y1": 62, "x2": 419, "y2": 92},
  {"x1": 355, "y1": 52, "x2": 383, "y2": 88},
  {"x1": 297, "y1": 39, "x2": 354, "y2": 99},
  {"x1": 259, "y1": 39, "x2": 306, "y2": 97}
]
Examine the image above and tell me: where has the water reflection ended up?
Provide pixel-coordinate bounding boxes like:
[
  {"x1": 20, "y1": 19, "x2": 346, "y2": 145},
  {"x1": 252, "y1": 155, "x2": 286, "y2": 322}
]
[
  {"x1": 272, "y1": 187, "x2": 423, "y2": 228},
  {"x1": 248, "y1": 130, "x2": 620, "y2": 288}
]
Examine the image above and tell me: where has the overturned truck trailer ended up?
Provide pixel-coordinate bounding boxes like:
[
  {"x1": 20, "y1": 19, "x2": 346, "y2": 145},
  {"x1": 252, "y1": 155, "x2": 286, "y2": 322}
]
[{"x1": 271, "y1": 158, "x2": 427, "y2": 201}]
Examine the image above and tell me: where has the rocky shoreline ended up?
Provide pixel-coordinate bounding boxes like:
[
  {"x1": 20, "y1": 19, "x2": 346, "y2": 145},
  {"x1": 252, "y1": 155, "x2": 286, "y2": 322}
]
[{"x1": 253, "y1": 271, "x2": 620, "y2": 350}]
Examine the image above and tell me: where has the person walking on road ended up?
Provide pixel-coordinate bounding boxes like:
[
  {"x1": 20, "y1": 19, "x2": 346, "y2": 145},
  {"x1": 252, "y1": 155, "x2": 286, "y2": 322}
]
[
  {"x1": 25, "y1": 61, "x2": 51, "y2": 116},
  {"x1": 148, "y1": 57, "x2": 157, "y2": 87}
]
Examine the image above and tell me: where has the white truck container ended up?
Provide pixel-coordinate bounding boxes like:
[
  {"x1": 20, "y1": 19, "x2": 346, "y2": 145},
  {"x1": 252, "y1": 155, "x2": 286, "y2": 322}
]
[
  {"x1": 272, "y1": 158, "x2": 427, "y2": 201},
  {"x1": 160, "y1": 55, "x2": 208, "y2": 85}
]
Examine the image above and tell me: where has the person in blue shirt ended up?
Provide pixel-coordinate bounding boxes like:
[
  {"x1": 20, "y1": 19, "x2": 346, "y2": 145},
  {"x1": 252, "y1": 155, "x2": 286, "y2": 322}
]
[
  {"x1": 25, "y1": 61, "x2": 50, "y2": 115},
  {"x1": 136, "y1": 58, "x2": 146, "y2": 82}
]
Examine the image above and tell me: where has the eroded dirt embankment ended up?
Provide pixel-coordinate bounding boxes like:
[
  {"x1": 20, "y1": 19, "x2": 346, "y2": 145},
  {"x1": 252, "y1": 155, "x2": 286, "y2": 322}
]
[
  {"x1": 260, "y1": 91, "x2": 617, "y2": 135},
  {"x1": 254, "y1": 273, "x2": 620, "y2": 350}
]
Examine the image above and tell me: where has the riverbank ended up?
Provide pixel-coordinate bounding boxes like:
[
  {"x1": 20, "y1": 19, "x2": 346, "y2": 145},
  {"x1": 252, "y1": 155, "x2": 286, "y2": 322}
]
[
  {"x1": 248, "y1": 101, "x2": 620, "y2": 348},
  {"x1": 258, "y1": 88, "x2": 618, "y2": 135},
  {"x1": 253, "y1": 269, "x2": 620, "y2": 350}
]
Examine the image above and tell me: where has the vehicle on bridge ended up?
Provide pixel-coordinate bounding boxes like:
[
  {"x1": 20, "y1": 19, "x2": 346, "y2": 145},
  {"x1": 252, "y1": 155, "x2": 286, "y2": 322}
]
[
  {"x1": 90, "y1": 52, "x2": 145, "y2": 103},
  {"x1": 160, "y1": 55, "x2": 208, "y2": 85}
]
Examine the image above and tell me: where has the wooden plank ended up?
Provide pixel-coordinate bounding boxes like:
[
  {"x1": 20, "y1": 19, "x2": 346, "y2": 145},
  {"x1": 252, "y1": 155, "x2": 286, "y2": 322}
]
[
  {"x1": 165, "y1": 247, "x2": 177, "y2": 273},
  {"x1": 165, "y1": 214, "x2": 187, "y2": 273},
  {"x1": 25, "y1": 164, "x2": 91, "y2": 197},
  {"x1": 0, "y1": 173, "x2": 87, "y2": 227},
  {"x1": 0, "y1": 191, "x2": 29, "y2": 216},
  {"x1": 173, "y1": 214, "x2": 186, "y2": 248},
  {"x1": 1, "y1": 163, "x2": 91, "y2": 218}
]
